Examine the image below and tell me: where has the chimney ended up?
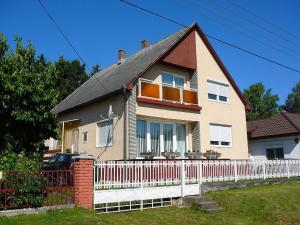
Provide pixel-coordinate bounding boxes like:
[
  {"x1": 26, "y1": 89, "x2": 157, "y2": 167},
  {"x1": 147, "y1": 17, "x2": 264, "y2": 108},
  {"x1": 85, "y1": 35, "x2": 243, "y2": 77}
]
[
  {"x1": 141, "y1": 40, "x2": 150, "y2": 49},
  {"x1": 118, "y1": 49, "x2": 125, "y2": 60}
]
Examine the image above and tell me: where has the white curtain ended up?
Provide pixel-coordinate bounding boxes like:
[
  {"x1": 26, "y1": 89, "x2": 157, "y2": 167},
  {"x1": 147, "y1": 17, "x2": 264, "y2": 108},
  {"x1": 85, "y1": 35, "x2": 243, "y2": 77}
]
[
  {"x1": 136, "y1": 120, "x2": 147, "y2": 154},
  {"x1": 176, "y1": 124, "x2": 186, "y2": 155},
  {"x1": 163, "y1": 124, "x2": 173, "y2": 152},
  {"x1": 150, "y1": 122, "x2": 160, "y2": 153}
]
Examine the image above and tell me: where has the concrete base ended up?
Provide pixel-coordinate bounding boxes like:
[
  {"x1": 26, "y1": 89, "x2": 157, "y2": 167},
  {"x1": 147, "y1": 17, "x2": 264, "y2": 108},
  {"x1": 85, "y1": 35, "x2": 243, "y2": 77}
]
[{"x1": 0, "y1": 204, "x2": 75, "y2": 217}]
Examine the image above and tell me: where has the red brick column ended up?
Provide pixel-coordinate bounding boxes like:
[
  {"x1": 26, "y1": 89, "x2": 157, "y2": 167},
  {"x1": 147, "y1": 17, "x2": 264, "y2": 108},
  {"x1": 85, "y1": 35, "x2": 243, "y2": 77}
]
[{"x1": 73, "y1": 155, "x2": 94, "y2": 209}]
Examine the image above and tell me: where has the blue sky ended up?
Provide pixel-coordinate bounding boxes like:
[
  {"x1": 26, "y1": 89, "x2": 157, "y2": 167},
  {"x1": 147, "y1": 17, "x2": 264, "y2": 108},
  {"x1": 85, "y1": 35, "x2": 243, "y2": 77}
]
[{"x1": 1, "y1": 0, "x2": 300, "y2": 105}]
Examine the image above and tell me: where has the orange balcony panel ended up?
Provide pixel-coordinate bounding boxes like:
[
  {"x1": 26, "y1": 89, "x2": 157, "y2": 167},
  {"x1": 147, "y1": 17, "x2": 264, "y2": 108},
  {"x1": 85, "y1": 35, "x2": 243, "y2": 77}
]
[
  {"x1": 183, "y1": 90, "x2": 198, "y2": 104},
  {"x1": 141, "y1": 82, "x2": 160, "y2": 99},
  {"x1": 162, "y1": 86, "x2": 180, "y2": 102}
]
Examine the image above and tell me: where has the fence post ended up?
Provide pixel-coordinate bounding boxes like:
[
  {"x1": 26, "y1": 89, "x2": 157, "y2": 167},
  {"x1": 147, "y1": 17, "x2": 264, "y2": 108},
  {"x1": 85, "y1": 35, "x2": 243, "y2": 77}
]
[
  {"x1": 140, "y1": 161, "x2": 143, "y2": 211},
  {"x1": 73, "y1": 152, "x2": 95, "y2": 209},
  {"x1": 181, "y1": 160, "x2": 185, "y2": 197},
  {"x1": 263, "y1": 160, "x2": 266, "y2": 180},
  {"x1": 286, "y1": 160, "x2": 290, "y2": 178},
  {"x1": 234, "y1": 160, "x2": 238, "y2": 182},
  {"x1": 198, "y1": 161, "x2": 202, "y2": 195}
]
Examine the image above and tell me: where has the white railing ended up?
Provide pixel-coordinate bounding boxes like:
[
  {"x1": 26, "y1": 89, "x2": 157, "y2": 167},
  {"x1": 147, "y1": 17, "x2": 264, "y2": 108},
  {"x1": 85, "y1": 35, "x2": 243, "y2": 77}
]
[{"x1": 94, "y1": 160, "x2": 300, "y2": 190}]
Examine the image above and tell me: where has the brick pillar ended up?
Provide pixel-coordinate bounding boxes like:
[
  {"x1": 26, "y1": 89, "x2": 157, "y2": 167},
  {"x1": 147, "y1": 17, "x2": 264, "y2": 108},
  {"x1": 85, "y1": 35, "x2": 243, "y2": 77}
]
[{"x1": 73, "y1": 153, "x2": 94, "y2": 209}]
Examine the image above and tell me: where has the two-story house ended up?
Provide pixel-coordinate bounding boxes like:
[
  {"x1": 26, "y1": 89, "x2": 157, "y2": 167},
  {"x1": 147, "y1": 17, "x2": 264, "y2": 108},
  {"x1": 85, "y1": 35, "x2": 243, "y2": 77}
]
[{"x1": 50, "y1": 23, "x2": 250, "y2": 160}]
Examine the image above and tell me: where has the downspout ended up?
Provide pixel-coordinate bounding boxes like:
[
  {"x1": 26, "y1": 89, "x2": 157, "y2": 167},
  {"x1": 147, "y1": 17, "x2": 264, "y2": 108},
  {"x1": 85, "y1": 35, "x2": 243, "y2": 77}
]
[
  {"x1": 123, "y1": 85, "x2": 129, "y2": 160},
  {"x1": 61, "y1": 121, "x2": 65, "y2": 153}
]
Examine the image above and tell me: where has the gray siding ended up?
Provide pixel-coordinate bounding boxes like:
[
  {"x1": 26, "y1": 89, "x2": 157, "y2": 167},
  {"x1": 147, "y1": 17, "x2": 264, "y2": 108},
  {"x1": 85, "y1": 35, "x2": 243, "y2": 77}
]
[
  {"x1": 191, "y1": 122, "x2": 201, "y2": 151},
  {"x1": 190, "y1": 70, "x2": 198, "y2": 89},
  {"x1": 128, "y1": 86, "x2": 137, "y2": 159}
]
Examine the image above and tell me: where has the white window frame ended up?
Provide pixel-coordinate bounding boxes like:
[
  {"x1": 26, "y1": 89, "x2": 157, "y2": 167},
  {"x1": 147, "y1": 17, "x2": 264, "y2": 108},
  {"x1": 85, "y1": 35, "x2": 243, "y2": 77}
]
[
  {"x1": 96, "y1": 119, "x2": 113, "y2": 148},
  {"x1": 137, "y1": 119, "x2": 189, "y2": 156},
  {"x1": 161, "y1": 71, "x2": 186, "y2": 88},
  {"x1": 83, "y1": 131, "x2": 88, "y2": 144},
  {"x1": 209, "y1": 123, "x2": 232, "y2": 148},
  {"x1": 207, "y1": 79, "x2": 230, "y2": 104}
]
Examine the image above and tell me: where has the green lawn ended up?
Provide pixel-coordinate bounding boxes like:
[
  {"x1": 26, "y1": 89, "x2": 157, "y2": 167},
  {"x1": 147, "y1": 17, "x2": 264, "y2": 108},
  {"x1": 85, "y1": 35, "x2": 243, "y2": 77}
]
[{"x1": 1, "y1": 183, "x2": 300, "y2": 225}]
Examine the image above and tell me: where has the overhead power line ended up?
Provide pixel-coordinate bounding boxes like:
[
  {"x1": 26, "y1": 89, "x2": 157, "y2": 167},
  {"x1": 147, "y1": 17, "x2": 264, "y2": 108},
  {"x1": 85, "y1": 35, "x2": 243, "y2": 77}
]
[
  {"x1": 37, "y1": 0, "x2": 109, "y2": 92},
  {"x1": 226, "y1": 0, "x2": 300, "y2": 40},
  {"x1": 120, "y1": 0, "x2": 300, "y2": 75},
  {"x1": 183, "y1": 0, "x2": 300, "y2": 60}
]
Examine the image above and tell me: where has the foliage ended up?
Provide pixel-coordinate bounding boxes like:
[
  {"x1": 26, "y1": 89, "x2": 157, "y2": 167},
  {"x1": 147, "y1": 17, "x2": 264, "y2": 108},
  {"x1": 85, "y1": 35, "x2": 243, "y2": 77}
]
[
  {"x1": 281, "y1": 81, "x2": 300, "y2": 113},
  {"x1": 0, "y1": 34, "x2": 59, "y2": 156},
  {"x1": 54, "y1": 56, "x2": 89, "y2": 101},
  {"x1": 90, "y1": 64, "x2": 102, "y2": 76},
  {"x1": 0, "y1": 149, "x2": 40, "y2": 170},
  {"x1": 243, "y1": 82, "x2": 279, "y2": 121},
  {"x1": 1, "y1": 183, "x2": 300, "y2": 225},
  {"x1": 0, "y1": 171, "x2": 46, "y2": 208}
]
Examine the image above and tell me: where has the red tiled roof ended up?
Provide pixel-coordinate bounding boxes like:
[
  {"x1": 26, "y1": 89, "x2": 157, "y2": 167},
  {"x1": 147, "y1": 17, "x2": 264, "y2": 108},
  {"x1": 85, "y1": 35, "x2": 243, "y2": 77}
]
[{"x1": 247, "y1": 112, "x2": 300, "y2": 139}]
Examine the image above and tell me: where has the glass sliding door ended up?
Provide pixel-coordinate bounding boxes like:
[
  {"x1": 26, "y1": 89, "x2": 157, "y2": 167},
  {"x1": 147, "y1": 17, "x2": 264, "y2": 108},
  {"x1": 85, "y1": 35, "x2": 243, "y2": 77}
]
[
  {"x1": 150, "y1": 122, "x2": 160, "y2": 154},
  {"x1": 163, "y1": 124, "x2": 173, "y2": 152},
  {"x1": 176, "y1": 124, "x2": 186, "y2": 156},
  {"x1": 136, "y1": 120, "x2": 147, "y2": 155}
]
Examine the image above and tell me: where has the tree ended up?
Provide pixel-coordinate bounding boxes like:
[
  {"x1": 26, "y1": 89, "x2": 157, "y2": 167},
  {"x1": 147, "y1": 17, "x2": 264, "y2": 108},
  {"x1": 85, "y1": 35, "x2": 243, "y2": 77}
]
[
  {"x1": 281, "y1": 81, "x2": 300, "y2": 113},
  {"x1": 90, "y1": 64, "x2": 102, "y2": 76},
  {"x1": 0, "y1": 34, "x2": 59, "y2": 156},
  {"x1": 54, "y1": 56, "x2": 89, "y2": 101},
  {"x1": 243, "y1": 82, "x2": 279, "y2": 121}
]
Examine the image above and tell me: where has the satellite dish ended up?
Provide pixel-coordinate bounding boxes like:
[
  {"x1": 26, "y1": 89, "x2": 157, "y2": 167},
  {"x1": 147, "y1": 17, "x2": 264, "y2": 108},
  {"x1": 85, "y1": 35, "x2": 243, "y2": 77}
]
[{"x1": 108, "y1": 104, "x2": 114, "y2": 118}]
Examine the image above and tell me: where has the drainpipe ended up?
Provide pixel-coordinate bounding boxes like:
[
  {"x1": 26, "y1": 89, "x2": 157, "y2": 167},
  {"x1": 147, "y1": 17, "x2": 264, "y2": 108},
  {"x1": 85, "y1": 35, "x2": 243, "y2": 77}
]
[
  {"x1": 123, "y1": 85, "x2": 129, "y2": 160},
  {"x1": 61, "y1": 121, "x2": 65, "y2": 153}
]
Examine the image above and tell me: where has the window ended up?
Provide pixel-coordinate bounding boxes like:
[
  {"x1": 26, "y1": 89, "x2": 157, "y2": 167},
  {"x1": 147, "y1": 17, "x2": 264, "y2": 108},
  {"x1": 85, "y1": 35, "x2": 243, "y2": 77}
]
[
  {"x1": 207, "y1": 80, "x2": 229, "y2": 103},
  {"x1": 163, "y1": 124, "x2": 173, "y2": 152},
  {"x1": 136, "y1": 120, "x2": 187, "y2": 156},
  {"x1": 266, "y1": 148, "x2": 284, "y2": 160},
  {"x1": 83, "y1": 132, "x2": 88, "y2": 143},
  {"x1": 210, "y1": 124, "x2": 232, "y2": 147},
  {"x1": 162, "y1": 72, "x2": 185, "y2": 88},
  {"x1": 97, "y1": 120, "x2": 113, "y2": 147},
  {"x1": 137, "y1": 120, "x2": 147, "y2": 153}
]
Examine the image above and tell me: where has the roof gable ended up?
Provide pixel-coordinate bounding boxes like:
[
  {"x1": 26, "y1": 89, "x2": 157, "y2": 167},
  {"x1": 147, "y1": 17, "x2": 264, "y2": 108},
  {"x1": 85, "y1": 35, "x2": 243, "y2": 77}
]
[
  {"x1": 161, "y1": 30, "x2": 197, "y2": 70},
  {"x1": 51, "y1": 23, "x2": 249, "y2": 114}
]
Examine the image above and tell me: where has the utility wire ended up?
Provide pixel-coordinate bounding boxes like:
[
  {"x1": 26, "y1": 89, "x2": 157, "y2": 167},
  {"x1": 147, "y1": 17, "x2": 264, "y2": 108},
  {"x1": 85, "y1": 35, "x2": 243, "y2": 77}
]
[
  {"x1": 37, "y1": 0, "x2": 109, "y2": 92},
  {"x1": 181, "y1": 0, "x2": 300, "y2": 61},
  {"x1": 226, "y1": 0, "x2": 300, "y2": 40},
  {"x1": 186, "y1": 0, "x2": 300, "y2": 57},
  {"x1": 204, "y1": 0, "x2": 300, "y2": 49},
  {"x1": 120, "y1": 0, "x2": 300, "y2": 75}
]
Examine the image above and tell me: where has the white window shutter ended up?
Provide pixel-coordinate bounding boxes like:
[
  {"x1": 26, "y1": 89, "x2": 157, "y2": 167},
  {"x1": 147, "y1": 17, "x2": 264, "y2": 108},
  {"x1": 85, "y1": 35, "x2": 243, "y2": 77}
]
[
  {"x1": 98, "y1": 120, "x2": 113, "y2": 147},
  {"x1": 207, "y1": 81, "x2": 218, "y2": 95},
  {"x1": 219, "y1": 84, "x2": 229, "y2": 97},
  {"x1": 220, "y1": 126, "x2": 232, "y2": 143},
  {"x1": 210, "y1": 124, "x2": 219, "y2": 142}
]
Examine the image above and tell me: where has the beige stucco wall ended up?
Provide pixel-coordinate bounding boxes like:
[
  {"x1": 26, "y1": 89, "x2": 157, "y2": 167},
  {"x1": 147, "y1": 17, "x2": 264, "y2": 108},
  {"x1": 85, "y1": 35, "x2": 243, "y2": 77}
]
[
  {"x1": 195, "y1": 32, "x2": 248, "y2": 159},
  {"x1": 57, "y1": 94, "x2": 125, "y2": 160},
  {"x1": 136, "y1": 33, "x2": 248, "y2": 159}
]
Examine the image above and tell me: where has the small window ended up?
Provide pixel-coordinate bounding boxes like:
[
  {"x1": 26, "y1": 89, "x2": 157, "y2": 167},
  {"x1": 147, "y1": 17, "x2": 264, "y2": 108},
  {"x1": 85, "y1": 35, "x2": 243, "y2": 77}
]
[
  {"x1": 210, "y1": 124, "x2": 232, "y2": 147},
  {"x1": 83, "y1": 132, "x2": 88, "y2": 143},
  {"x1": 97, "y1": 120, "x2": 113, "y2": 147},
  {"x1": 207, "y1": 80, "x2": 229, "y2": 103},
  {"x1": 266, "y1": 148, "x2": 284, "y2": 160},
  {"x1": 162, "y1": 72, "x2": 185, "y2": 88}
]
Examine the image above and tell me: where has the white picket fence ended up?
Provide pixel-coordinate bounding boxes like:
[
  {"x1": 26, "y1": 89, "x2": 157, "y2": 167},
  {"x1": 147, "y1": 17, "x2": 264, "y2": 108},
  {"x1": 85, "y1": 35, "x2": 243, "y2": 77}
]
[{"x1": 93, "y1": 160, "x2": 300, "y2": 212}]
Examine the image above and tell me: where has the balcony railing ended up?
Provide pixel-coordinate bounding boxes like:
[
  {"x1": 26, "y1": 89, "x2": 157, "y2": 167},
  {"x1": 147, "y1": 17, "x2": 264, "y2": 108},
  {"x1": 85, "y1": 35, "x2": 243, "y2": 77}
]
[{"x1": 138, "y1": 78, "x2": 198, "y2": 105}]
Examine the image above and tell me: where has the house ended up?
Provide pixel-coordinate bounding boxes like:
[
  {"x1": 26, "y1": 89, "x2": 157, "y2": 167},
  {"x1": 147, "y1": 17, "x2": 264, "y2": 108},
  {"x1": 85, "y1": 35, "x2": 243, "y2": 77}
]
[
  {"x1": 247, "y1": 111, "x2": 300, "y2": 160},
  {"x1": 50, "y1": 23, "x2": 249, "y2": 160}
]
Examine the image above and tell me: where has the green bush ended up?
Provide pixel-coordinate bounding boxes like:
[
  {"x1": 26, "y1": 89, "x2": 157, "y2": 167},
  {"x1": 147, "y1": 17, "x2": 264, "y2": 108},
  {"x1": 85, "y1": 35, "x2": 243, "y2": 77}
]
[
  {"x1": 0, "y1": 170, "x2": 46, "y2": 208},
  {"x1": 0, "y1": 150, "x2": 40, "y2": 170}
]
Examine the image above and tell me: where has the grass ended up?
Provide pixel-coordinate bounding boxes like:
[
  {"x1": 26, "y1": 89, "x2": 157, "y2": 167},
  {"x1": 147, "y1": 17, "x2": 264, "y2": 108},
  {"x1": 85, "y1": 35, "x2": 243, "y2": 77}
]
[{"x1": 1, "y1": 183, "x2": 300, "y2": 225}]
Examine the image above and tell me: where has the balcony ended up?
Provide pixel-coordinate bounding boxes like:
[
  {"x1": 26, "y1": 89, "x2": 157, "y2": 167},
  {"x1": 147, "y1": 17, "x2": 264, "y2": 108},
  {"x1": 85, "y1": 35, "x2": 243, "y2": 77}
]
[{"x1": 137, "y1": 78, "x2": 201, "y2": 110}]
